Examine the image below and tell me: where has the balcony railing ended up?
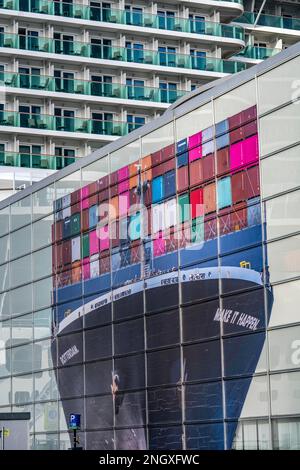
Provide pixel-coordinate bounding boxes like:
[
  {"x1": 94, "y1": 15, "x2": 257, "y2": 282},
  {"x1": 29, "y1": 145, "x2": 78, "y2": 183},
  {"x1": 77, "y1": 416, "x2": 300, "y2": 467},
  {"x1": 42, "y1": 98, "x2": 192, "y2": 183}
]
[
  {"x1": 235, "y1": 11, "x2": 300, "y2": 31},
  {"x1": 0, "y1": 150, "x2": 77, "y2": 169},
  {"x1": 236, "y1": 45, "x2": 282, "y2": 60},
  {"x1": 0, "y1": 110, "x2": 143, "y2": 136},
  {"x1": 0, "y1": 71, "x2": 187, "y2": 104},
  {"x1": 0, "y1": 1, "x2": 245, "y2": 40},
  {"x1": 0, "y1": 33, "x2": 247, "y2": 74}
]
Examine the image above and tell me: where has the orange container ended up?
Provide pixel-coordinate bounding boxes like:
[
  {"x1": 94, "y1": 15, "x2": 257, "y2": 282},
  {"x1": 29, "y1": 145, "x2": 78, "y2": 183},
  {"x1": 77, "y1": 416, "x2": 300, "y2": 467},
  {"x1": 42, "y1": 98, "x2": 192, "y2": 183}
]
[
  {"x1": 129, "y1": 175, "x2": 138, "y2": 189},
  {"x1": 203, "y1": 182, "x2": 216, "y2": 214},
  {"x1": 110, "y1": 196, "x2": 119, "y2": 220},
  {"x1": 71, "y1": 261, "x2": 81, "y2": 284},
  {"x1": 189, "y1": 159, "x2": 203, "y2": 187},
  {"x1": 141, "y1": 155, "x2": 151, "y2": 171}
]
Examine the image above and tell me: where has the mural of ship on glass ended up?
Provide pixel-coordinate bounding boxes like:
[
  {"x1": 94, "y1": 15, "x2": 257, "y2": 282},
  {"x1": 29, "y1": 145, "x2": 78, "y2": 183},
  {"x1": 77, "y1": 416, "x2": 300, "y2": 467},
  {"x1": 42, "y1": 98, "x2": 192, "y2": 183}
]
[{"x1": 51, "y1": 104, "x2": 273, "y2": 450}]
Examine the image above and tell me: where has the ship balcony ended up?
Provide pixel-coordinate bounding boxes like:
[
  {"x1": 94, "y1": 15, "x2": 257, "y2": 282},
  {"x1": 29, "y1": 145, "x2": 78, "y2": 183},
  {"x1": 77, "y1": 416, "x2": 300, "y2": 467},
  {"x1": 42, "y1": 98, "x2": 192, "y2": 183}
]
[
  {"x1": 0, "y1": 1, "x2": 245, "y2": 49},
  {"x1": 0, "y1": 34, "x2": 248, "y2": 78},
  {"x1": 0, "y1": 71, "x2": 187, "y2": 109},
  {"x1": 232, "y1": 45, "x2": 282, "y2": 64},
  {"x1": 0, "y1": 110, "x2": 145, "y2": 142},
  {"x1": 0, "y1": 150, "x2": 78, "y2": 170},
  {"x1": 234, "y1": 11, "x2": 300, "y2": 39}
]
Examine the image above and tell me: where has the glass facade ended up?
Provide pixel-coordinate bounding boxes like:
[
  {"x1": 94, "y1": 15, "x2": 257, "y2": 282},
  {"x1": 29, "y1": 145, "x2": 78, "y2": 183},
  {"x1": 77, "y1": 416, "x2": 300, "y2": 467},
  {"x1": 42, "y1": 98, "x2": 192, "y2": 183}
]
[{"x1": 0, "y1": 47, "x2": 300, "y2": 450}]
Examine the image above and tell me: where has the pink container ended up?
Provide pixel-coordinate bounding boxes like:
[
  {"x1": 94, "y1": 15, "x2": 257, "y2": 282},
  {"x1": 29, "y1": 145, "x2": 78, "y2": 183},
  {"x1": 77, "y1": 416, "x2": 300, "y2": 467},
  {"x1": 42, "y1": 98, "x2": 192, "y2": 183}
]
[
  {"x1": 80, "y1": 186, "x2": 89, "y2": 210},
  {"x1": 242, "y1": 134, "x2": 259, "y2": 166},
  {"x1": 188, "y1": 131, "x2": 202, "y2": 149},
  {"x1": 82, "y1": 258, "x2": 90, "y2": 280},
  {"x1": 118, "y1": 165, "x2": 129, "y2": 182},
  {"x1": 89, "y1": 230, "x2": 99, "y2": 255},
  {"x1": 153, "y1": 235, "x2": 166, "y2": 257},
  {"x1": 118, "y1": 178, "x2": 129, "y2": 194},
  {"x1": 81, "y1": 186, "x2": 89, "y2": 200},
  {"x1": 99, "y1": 225, "x2": 110, "y2": 251},
  {"x1": 189, "y1": 145, "x2": 202, "y2": 162},
  {"x1": 230, "y1": 140, "x2": 243, "y2": 172},
  {"x1": 119, "y1": 192, "x2": 130, "y2": 217}
]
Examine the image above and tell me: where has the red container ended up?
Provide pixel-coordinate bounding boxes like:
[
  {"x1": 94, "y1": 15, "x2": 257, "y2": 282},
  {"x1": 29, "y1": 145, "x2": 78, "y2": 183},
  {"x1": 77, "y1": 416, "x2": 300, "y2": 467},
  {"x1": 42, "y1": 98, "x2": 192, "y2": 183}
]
[
  {"x1": 71, "y1": 189, "x2": 81, "y2": 205},
  {"x1": 231, "y1": 201, "x2": 248, "y2": 231},
  {"x1": 131, "y1": 244, "x2": 141, "y2": 264},
  {"x1": 163, "y1": 157, "x2": 175, "y2": 173},
  {"x1": 152, "y1": 162, "x2": 165, "y2": 178},
  {"x1": 151, "y1": 149, "x2": 162, "y2": 167},
  {"x1": 242, "y1": 105, "x2": 257, "y2": 125},
  {"x1": 98, "y1": 175, "x2": 109, "y2": 191},
  {"x1": 243, "y1": 120, "x2": 257, "y2": 139},
  {"x1": 71, "y1": 202, "x2": 81, "y2": 215},
  {"x1": 228, "y1": 111, "x2": 243, "y2": 131},
  {"x1": 56, "y1": 242, "x2": 63, "y2": 268},
  {"x1": 230, "y1": 127, "x2": 244, "y2": 145},
  {"x1": 110, "y1": 170, "x2": 118, "y2": 186},
  {"x1": 177, "y1": 166, "x2": 189, "y2": 193},
  {"x1": 219, "y1": 207, "x2": 232, "y2": 236},
  {"x1": 55, "y1": 220, "x2": 63, "y2": 242},
  {"x1": 110, "y1": 184, "x2": 118, "y2": 198},
  {"x1": 81, "y1": 208, "x2": 89, "y2": 232},
  {"x1": 89, "y1": 193, "x2": 98, "y2": 206},
  {"x1": 202, "y1": 154, "x2": 215, "y2": 182},
  {"x1": 130, "y1": 187, "x2": 138, "y2": 206},
  {"x1": 204, "y1": 214, "x2": 217, "y2": 240},
  {"x1": 216, "y1": 147, "x2": 230, "y2": 176},
  {"x1": 144, "y1": 185, "x2": 152, "y2": 207},
  {"x1": 62, "y1": 239, "x2": 71, "y2": 266},
  {"x1": 203, "y1": 182, "x2": 216, "y2": 214},
  {"x1": 245, "y1": 165, "x2": 260, "y2": 200},
  {"x1": 190, "y1": 188, "x2": 204, "y2": 219},
  {"x1": 189, "y1": 159, "x2": 203, "y2": 187},
  {"x1": 100, "y1": 254, "x2": 110, "y2": 274},
  {"x1": 231, "y1": 171, "x2": 247, "y2": 204},
  {"x1": 98, "y1": 188, "x2": 109, "y2": 203},
  {"x1": 89, "y1": 181, "x2": 99, "y2": 196},
  {"x1": 166, "y1": 230, "x2": 179, "y2": 253},
  {"x1": 161, "y1": 143, "x2": 175, "y2": 161}
]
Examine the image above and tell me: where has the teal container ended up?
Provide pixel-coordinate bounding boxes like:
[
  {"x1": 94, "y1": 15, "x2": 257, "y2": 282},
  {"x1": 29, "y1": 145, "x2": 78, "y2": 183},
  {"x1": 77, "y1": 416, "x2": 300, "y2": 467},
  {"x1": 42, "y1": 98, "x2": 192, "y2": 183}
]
[
  {"x1": 191, "y1": 216, "x2": 204, "y2": 243},
  {"x1": 82, "y1": 232, "x2": 90, "y2": 259},
  {"x1": 71, "y1": 213, "x2": 81, "y2": 235},
  {"x1": 217, "y1": 176, "x2": 232, "y2": 209}
]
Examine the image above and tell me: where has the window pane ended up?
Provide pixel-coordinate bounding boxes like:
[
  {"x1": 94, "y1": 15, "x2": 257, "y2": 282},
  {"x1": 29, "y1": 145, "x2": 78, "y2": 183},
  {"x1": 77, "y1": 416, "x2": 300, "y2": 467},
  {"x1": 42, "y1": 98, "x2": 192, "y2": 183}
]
[
  {"x1": 261, "y1": 145, "x2": 300, "y2": 199},
  {"x1": 268, "y1": 235, "x2": 300, "y2": 283},
  {"x1": 10, "y1": 225, "x2": 31, "y2": 259},
  {"x1": 269, "y1": 325, "x2": 300, "y2": 371},
  {"x1": 265, "y1": 190, "x2": 300, "y2": 240}
]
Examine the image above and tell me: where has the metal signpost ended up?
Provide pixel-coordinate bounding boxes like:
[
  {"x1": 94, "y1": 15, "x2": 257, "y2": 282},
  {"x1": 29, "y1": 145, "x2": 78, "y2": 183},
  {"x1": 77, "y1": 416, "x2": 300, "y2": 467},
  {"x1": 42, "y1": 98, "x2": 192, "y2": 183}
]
[{"x1": 68, "y1": 414, "x2": 83, "y2": 450}]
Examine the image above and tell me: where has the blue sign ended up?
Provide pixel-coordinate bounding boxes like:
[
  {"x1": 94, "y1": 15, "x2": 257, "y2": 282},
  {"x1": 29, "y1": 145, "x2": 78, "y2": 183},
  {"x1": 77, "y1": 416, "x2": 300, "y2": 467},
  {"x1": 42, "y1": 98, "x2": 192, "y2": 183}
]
[{"x1": 69, "y1": 413, "x2": 81, "y2": 430}]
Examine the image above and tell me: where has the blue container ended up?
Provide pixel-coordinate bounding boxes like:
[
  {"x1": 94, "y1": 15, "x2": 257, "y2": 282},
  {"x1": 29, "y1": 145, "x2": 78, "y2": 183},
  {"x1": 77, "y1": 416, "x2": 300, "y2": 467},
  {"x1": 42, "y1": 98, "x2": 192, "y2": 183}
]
[
  {"x1": 247, "y1": 197, "x2": 261, "y2": 227},
  {"x1": 215, "y1": 119, "x2": 229, "y2": 137},
  {"x1": 216, "y1": 133, "x2": 230, "y2": 150},
  {"x1": 217, "y1": 176, "x2": 232, "y2": 209},
  {"x1": 120, "y1": 248, "x2": 131, "y2": 267},
  {"x1": 177, "y1": 152, "x2": 188, "y2": 168},
  {"x1": 164, "y1": 170, "x2": 176, "y2": 198},
  {"x1": 62, "y1": 216, "x2": 71, "y2": 239},
  {"x1": 89, "y1": 204, "x2": 98, "y2": 228},
  {"x1": 176, "y1": 138, "x2": 188, "y2": 155},
  {"x1": 152, "y1": 175, "x2": 164, "y2": 203}
]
